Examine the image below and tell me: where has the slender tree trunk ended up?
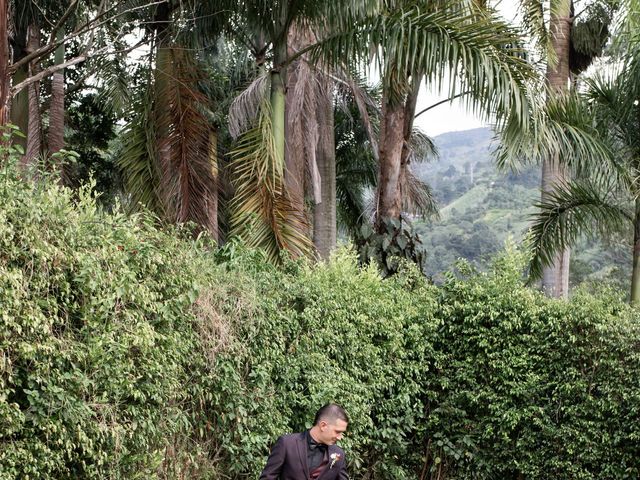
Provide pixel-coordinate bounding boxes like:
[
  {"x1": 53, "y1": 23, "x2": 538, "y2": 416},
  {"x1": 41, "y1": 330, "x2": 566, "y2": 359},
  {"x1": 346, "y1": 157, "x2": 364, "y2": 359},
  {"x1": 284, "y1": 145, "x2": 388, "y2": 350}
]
[
  {"x1": 398, "y1": 77, "x2": 421, "y2": 207},
  {"x1": 631, "y1": 199, "x2": 640, "y2": 305},
  {"x1": 10, "y1": 65, "x2": 28, "y2": 143},
  {"x1": 24, "y1": 23, "x2": 41, "y2": 170},
  {"x1": 9, "y1": 15, "x2": 28, "y2": 151},
  {"x1": 153, "y1": 0, "x2": 173, "y2": 214},
  {"x1": 313, "y1": 77, "x2": 336, "y2": 259},
  {"x1": 284, "y1": 37, "x2": 305, "y2": 220},
  {"x1": 0, "y1": 0, "x2": 9, "y2": 125},
  {"x1": 208, "y1": 130, "x2": 219, "y2": 243},
  {"x1": 376, "y1": 92, "x2": 406, "y2": 226},
  {"x1": 541, "y1": 0, "x2": 572, "y2": 298},
  {"x1": 271, "y1": 40, "x2": 287, "y2": 176},
  {"x1": 48, "y1": 30, "x2": 65, "y2": 183}
]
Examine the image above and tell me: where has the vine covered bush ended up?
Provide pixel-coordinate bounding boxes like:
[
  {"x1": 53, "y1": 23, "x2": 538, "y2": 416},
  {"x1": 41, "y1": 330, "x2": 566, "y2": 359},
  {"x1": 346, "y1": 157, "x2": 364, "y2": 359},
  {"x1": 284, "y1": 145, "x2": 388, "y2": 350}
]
[{"x1": 1, "y1": 168, "x2": 639, "y2": 479}]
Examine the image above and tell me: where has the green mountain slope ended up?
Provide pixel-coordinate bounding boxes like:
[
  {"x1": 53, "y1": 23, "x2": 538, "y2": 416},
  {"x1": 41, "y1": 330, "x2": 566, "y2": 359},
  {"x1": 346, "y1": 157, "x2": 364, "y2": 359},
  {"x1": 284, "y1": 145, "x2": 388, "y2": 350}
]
[{"x1": 413, "y1": 128, "x2": 631, "y2": 293}]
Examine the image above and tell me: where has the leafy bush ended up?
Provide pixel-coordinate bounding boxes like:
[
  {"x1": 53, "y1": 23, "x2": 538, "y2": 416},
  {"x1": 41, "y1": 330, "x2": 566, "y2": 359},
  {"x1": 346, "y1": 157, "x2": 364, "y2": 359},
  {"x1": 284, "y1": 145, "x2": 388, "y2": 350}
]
[
  {"x1": 201, "y1": 248, "x2": 439, "y2": 478},
  {"x1": 0, "y1": 168, "x2": 214, "y2": 479},
  {"x1": 357, "y1": 216, "x2": 427, "y2": 277},
  {"x1": 1, "y1": 161, "x2": 639, "y2": 479},
  {"x1": 429, "y1": 250, "x2": 640, "y2": 479}
]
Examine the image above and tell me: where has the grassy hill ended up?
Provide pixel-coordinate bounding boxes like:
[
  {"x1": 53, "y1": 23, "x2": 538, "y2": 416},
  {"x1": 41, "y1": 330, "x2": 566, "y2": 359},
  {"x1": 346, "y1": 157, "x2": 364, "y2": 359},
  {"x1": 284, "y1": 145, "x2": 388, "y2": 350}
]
[{"x1": 412, "y1": 128, "x2": 631, "y2": 293}]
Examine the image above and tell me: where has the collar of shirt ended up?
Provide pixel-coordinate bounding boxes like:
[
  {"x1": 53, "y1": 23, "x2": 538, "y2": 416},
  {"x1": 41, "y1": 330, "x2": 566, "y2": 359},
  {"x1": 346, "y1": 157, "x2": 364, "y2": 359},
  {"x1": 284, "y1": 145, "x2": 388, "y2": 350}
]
[{"x1": 306, "y1": 430, "x2": 327, "y2": 451}]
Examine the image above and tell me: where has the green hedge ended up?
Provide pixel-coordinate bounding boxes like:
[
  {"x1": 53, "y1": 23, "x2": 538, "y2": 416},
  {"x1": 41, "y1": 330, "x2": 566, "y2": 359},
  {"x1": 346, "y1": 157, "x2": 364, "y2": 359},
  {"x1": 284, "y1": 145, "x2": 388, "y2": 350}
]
[
  {"x1": 1, "y1": 169, "x2": 639, "y2": 479},
  {"x1": 0, "y1": 173, "x2": 211, "y2": 479}
]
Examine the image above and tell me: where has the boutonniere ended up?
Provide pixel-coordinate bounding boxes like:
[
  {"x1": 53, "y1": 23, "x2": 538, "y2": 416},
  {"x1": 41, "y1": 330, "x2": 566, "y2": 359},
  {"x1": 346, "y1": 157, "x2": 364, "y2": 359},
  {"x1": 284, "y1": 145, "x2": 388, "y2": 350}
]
[{"x1": 329, "y1": 453, "x2": 341, "y2": 469}]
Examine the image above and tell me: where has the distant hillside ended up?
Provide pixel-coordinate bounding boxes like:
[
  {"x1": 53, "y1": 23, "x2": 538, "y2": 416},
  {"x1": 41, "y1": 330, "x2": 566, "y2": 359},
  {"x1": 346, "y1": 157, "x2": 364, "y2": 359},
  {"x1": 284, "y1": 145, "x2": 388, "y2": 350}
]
[{"x1": 412, "y1": 127, "x2": 631, "y2": 293}]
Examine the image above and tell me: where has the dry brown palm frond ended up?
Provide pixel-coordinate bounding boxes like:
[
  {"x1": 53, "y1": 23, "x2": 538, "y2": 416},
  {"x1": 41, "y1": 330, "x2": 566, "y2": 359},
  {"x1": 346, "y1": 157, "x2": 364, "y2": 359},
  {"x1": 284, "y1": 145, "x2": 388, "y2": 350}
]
[
  {"x1": 155, "y1": 46, "x2": 218, "y2": 238},
  {"x1": 332, "y1": 67, "x2": 380, "y2": 160},
  {"x1": 288, "y1": 57, "x2": 327, "y2": 205},
  {"x1": 285, "y1": 22, "x2": 331, "y2": 207}
]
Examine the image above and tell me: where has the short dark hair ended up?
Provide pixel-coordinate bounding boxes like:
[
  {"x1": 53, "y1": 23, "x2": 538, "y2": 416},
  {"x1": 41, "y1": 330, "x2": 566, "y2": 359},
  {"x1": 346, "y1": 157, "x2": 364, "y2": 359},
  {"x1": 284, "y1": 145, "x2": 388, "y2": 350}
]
[{"x1": 313, "y1": 403, "x2": 348, "y2": 425}]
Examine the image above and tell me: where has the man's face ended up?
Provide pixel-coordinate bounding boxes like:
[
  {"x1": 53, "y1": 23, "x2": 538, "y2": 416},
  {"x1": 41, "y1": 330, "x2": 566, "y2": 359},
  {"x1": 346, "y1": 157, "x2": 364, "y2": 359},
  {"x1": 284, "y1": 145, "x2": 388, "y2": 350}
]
[{"x1": 318, "y1": 419, "x2": 348, "y2": 445}]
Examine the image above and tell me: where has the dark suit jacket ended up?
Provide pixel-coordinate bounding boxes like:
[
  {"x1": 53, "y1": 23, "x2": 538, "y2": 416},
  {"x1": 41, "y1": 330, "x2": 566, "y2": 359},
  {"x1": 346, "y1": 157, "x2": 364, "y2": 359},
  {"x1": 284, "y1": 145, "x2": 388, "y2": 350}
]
[{"x1": 259, "y1": 432, "x2": 348, "y2": 480}]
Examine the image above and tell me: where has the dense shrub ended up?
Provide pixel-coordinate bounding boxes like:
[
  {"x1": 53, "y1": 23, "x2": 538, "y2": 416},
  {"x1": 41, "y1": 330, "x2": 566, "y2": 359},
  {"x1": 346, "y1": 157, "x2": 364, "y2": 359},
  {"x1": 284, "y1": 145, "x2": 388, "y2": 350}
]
[
  {"x1": 1, "y1": 168, "x2": 639, "y2": 479},
  {"x1": 202, "y1": 250, "x2": 439, "y2": 478},
  {"x1": 0, "y1": 171, "x2": 213, "y2": 479},
  {"x1": 430, "y1": 253, "x2": 640, "y2": 479}
]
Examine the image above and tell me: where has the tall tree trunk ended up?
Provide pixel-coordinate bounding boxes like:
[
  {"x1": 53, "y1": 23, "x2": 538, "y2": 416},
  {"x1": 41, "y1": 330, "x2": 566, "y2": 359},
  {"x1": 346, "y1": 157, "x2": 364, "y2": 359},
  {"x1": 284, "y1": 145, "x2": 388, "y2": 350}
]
[
  {"x1": 24, "y1": 23, "x2": 41, "y2": 171},
  {"x1": 541, "y1": 0, "x2": 572, "y2": 298},
  {"x1": 9, "y1": 12, "x2": 28, "y2": 149},
  {"x1": 48, "y1": 30, "x2": 65, "y2": 182},
  {"x1": 399, "y1": 77, "x2": 421, "y2": 207},
  {"x1": 631, "y1": 198, "x2": 640, "y2": 305},
  {"x1": 313, "y1": 77, "x2": 336, "y2": 259},
  {"x1": 376, "y1": 91, "x2": 406, "y2": 226},
  {"x1": 208, "y1": 130, "x2": 219, "y2": 243},
  {"x1": 0, "y1": 0, "x2": 9, "y2": 125},
  {"x1": 10, "y1": 64, "x2": 28, "y2": 146},
  {"x1": 285, "y1": 26, "x2": 307, "y2": 225},
  {"x1": 271, "y1": 40, "x2": 287, "y2": 176},
  {"x1": 153, "y1": 2, "x2": 218, "y2": 239},
  {"x1": 153, "y1": 2, "x2": 172, "y2": 199}
]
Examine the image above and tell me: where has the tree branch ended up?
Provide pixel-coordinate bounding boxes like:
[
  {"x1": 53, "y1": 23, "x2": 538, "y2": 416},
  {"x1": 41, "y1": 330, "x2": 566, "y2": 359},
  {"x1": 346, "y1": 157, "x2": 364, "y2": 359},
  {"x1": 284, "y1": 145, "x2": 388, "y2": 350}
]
[
  {"x1": 10, "y1": 51, "x2": 104, "y2": 97},
  {"x1": 48, "y1": 0, "x2": 79, "y2": 45},
  {"x1": 8, "y1": 0, "x2": 166, "y2": 74}
]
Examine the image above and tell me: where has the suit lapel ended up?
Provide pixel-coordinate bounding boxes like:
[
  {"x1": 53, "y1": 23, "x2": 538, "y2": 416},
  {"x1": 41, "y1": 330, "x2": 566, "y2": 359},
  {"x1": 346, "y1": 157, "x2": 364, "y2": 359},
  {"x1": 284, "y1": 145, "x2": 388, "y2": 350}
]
[
  {"x1": 296, "y1": 432, "x2": 310, "y2": 479},
  {"x1": 316, "y1": 445, "x2": 336, "y2": 480}
]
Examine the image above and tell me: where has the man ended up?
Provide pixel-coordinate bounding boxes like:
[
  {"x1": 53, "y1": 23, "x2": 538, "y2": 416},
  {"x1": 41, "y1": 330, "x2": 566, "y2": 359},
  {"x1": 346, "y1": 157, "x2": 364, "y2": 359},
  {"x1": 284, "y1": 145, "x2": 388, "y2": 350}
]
[{"x1": 259, "y1": 403, "x2": 349, "y2": 480}]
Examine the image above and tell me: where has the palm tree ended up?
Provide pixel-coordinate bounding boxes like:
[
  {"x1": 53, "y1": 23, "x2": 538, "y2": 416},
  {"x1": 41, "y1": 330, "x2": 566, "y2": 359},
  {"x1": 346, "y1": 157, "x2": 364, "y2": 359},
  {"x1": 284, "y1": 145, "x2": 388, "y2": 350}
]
[
  {"x1": 524, "y1": 38, "x2": 640, "y2": 303},
  {"x1": 221, "y1": 1, "x2": 372, "y2": 261},
  {"x1": 8, "y1": 0, "x2": 123, "y2": 177},
  {"x1": 119, "y1": 0, "x2": 531, "y2": 264},
  {"x1": 311, "y1": 2, "x2": 534, "y2": 231},
  {"x1": 118, "y1": 0, "x2": 220, "y2": 239},
  {"x1": 541, "y1": 0, "x2": 572, "y2": 298},
  {"x1": 497, "y1": 0, "x2": 618, "y2": 297},
  {"x1": 224, "y1": 0, "x2": 535, "y2": 263}
]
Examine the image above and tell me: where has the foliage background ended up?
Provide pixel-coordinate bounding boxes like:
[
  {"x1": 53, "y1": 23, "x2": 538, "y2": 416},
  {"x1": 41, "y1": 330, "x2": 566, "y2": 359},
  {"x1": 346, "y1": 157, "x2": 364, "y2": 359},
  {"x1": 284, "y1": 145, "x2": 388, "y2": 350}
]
[{"x1": 1, "y1": 169, "x2": 639, "y2": 479}]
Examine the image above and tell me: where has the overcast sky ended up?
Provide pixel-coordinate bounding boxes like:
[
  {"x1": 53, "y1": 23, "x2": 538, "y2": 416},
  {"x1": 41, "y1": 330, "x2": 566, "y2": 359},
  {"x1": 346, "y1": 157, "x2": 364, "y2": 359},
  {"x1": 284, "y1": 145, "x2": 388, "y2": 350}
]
[
  {"x1": 414, "y1": 2, "x2": 519, "y2": 136},
  {"x1": 414, "y1": 85, "x2": 486, "y2": 137}
]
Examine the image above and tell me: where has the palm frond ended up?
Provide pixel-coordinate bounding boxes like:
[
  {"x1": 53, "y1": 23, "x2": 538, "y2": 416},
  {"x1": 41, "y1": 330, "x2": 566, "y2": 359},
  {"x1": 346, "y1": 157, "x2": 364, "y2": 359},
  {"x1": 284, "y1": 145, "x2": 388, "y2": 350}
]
[
  {"x1": 401, "y1": 168, "x2": 439, "y2": 220},
  {"x1": 154, "y1": 47, "x2": 218, "y2": 236},
  {"x1": 528, "y1": 179, "x2": 632, "y2": 280},
  {"x1": 285, "y1": 39, "x2": 325, "y2": 204},
  {"x1": 570, "y1": 0, "x2": 618, "y2": 74},
  {"x1": 407, "y1": 127, "x2": 437, "y2": 163},
  {"x1": 334, "y1": 78, "x2": 380, "y2": 236},
  {"x1": 229, "y1": 101, "x2": 313, "y2": 262},
  {"x1": 310, "y1": 3, "x2": 534, "y2": 127},
  {"x1": 517, "y1": 0, "x2": 549, "y2": 59},
  {"x1": 228, "y1": 72, "x2": 269, "y2": 139},
  {"x1": 495, "y1": 87, "x2": 622, "y2": 182},
  {"x1": 334, "y1": 69, "x2": 381, "y2": 159},
  {"x1": 336, "y1": 137, "x2": 378, "y2": 236},
  {"x1": 95, "y1": 55, "x2": 133, "y2": 116},
  {"x1": 117, "y1": 95, "x2": 164, "y2": 215},
  {"x1": 583, "y1": 71, "x2": 639, "y2": 170}
]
